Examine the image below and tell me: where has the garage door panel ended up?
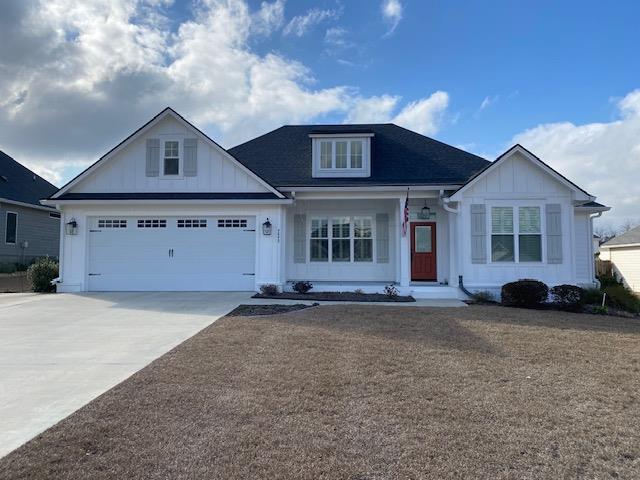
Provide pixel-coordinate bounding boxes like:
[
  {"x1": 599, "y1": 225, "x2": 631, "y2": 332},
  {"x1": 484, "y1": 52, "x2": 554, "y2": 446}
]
[{"x1": 88, "y1": 216, "x2": 256, "y2": 291}]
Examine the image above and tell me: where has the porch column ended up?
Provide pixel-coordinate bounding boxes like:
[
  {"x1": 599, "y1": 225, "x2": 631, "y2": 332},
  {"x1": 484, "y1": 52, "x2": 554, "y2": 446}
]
[{"x1": 398, "y1": 197, "x2": 410, "y2": 286}]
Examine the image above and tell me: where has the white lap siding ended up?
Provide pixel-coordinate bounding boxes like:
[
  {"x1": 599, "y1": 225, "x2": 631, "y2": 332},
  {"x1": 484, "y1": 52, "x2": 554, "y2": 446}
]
[{"x1": 285, "y1": 199, "x2": 396, "y2": 282}]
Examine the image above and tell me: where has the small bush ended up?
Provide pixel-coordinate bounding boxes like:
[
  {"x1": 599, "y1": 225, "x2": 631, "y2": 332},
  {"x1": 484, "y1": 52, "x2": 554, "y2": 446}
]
[
  {"x1": 603, "y1": 285, "x2": 640, "y2": 314},
  {"x1": 501, "y1": 279, "x2": 549, "y2": 308},
  {"x1": 592, "y1": 305, "x2": 609, "y2": 315},
  {"x1": 27, "y1": 257, "x2": 58, "y2": 293},
  {"x1": 550, "y1": 284, "x2": 585, "y2": 311},
  {"x1": 384, "y1": 284, "x2": 399, "y2": 298},
  {"x1": 470, "y1": 290, "x2": 495, "y2": 303},
  {"x1": 583, "y1": 287, "x2": 604, "y2": 305},
  {"x1": 354, "y1": 288, "x2": 365, "y2": 295},
  {"x1": 292, "y1": 281, "x2": 313, "y2": 294},
  {"x1": 598, "y1": 273, "x2": 622, "y2": 287},
  {"x1": 259, "y1": 284, "x2": 279, "y2": 296},
  {"x1": 0, "y1": 263, "x2": 17, "y2": 274}
]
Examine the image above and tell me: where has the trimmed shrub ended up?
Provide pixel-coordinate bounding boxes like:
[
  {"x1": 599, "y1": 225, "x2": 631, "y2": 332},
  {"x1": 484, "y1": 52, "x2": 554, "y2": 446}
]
[
  {"x1": 603, "y1": 285, "x2": 640, "y2": 314},
  {"x1": 583, "y1": 287, "x2": 604, "y2": 305},
  {"x1": 501, "y1": 279, "x2": 549, "y2": 308},
  {"x1": 470, "y1": 290, "x2": 495, "y2": 303},
  {"x1": 27, "y1": 257, "x2": 58, "y2": 292},
  {"x1": 598, "y1": 273, "x2": 622, "y2": 287},
  {"x1": 292, "y1": 281, "x2": 313, "y2": 294},
  {"x1": 259, "y1": 284, "x2": 279, "y2": 296},
  {"x1": 550, "y1": 284, "x2": 585, "y2": 311},
  {"x1": 383, "y1": 284, "x2": 399, "y2": 298}
]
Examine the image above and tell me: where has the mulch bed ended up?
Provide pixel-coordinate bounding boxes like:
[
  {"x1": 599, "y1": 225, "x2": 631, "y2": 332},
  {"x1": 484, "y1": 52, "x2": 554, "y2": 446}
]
[
  {"x1": 1, "y1": 305, "x2": 639, "y2": 479},
  {"x1": 253, "y1": 291, "x2": 415, "y2": 302},
  {"x1": 226, "y1": 303, "x2": 318, "y2": 317}
]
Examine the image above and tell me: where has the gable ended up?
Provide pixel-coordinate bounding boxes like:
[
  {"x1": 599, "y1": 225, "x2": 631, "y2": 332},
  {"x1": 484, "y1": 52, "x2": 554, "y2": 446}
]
[
  {"x1": 51, "y1": 108, "x2": 284, "y2": 200},
  {"x1": 450, "y1": 145, "x2": 592, "y2": 202}
]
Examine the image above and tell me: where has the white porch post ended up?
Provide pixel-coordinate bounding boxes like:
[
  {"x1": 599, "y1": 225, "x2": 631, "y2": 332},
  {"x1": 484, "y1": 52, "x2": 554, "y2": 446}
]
[{"x1": 398, "y1": 197, "x2": 410, "y2": 286}]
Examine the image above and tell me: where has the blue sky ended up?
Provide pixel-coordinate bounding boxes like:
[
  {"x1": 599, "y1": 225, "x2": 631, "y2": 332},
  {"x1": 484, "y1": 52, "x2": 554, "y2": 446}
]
[{"x1": 1, "y1": 0, "x2": 639, "y2": 227}]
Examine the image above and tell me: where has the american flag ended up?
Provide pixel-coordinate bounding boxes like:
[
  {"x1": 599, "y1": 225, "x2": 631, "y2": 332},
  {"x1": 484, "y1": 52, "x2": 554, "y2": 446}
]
[{"x1": 402, "y1": 189, "x2": 409, "y2": 237}]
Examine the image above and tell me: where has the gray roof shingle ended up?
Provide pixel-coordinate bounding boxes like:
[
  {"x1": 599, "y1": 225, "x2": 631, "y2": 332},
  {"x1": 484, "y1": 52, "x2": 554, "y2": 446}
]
[
  {"x1": 228, "y1": 124, "x2": 490, "y2": 187},
  {"x1": 602, "y1": 225, "x2": 640, "y2": 247},
  {"x1": 0, "y1": 151, "x2": 58, "y2": 207}
]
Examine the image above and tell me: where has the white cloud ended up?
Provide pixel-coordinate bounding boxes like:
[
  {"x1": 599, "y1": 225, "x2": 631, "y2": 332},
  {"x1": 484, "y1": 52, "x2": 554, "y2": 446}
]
[
  {"x1": 381, "y1": 0, "x2": 402, "y2": 37},
  {"x1": 512, "y1": 89, "x2": 640, "y2": 227},
  {"x1": 283, "y1": 7, "x2": 339, "y2": 37},
  {"x1": 0, "y1": 0, "x2": 450, "y2": 186},
  {"x1": 346, "y1": 91, "x2": 450, "y2": 136}
]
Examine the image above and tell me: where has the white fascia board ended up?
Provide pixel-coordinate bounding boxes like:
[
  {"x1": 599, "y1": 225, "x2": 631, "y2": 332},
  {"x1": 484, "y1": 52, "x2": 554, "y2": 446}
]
[
  {"x1": 41, "y1": 199, "x2": 293, "y2": 206},
  {"x1": 449, "y1": 144, "x2": 592, "y2": 202},
  {"x1": 52, "y1": 108, "x2": 285, "y2": 200},
  {"x1": 574, "y1": 205, "x2": 611, "y2": 212},
  {"x1": 600, "y1": 243, "x2": 640, "y2": 250},
  {"x1": 0, "y1": 197, "x2": 55, "y2": 212},
  {"x1": 308, "y1": 133, "x2": 375, "y2": 138},
  {"x1": 278, "y1": 185, "x2": 461, "y2": 192}
]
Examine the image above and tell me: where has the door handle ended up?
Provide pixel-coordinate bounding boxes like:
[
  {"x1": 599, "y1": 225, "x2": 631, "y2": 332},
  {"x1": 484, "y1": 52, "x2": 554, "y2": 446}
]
[{"x1": 168, "y1": 248, "x2": 174, "y2": 258}]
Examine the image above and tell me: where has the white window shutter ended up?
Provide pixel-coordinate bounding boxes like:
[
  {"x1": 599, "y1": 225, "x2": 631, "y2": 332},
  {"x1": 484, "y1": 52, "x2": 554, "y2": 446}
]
[
  {"x1": 376, "y1": 213, "x2": 389, "y2": 263},
  {"x1": 145, "y1": 138, "x2": 160, "y2": 177},
  {"x1": 293, "y1": 214, "x2": 306, "y2": 263},
  {"x1": 470, "y1": 204, "x2": 487, "y2": 264},
  {"x1": 183, "y1": 138, "x2": 198, "y2": 177},
  {"x1": 546, "y1": 204, "x2": 563, "y2": 264}
]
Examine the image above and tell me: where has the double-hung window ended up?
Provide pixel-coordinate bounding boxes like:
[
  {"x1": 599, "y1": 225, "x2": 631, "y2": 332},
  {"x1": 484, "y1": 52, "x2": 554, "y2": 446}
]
[
  {"x1": 310, "y1": 219, "x2": 329, "y2": 262},
  {"x1": 5, "y1": 212, "x2": 17, "y2": 244},
  {"x1": 310, "y1": 216, "x2": 373, "y2": 263},
  {"x1": 163, "y1": 140, "x2": 180, "y2": 176},
  {"x1": 318, "y1": 140, "x2": 366, "y2": 170},
  {"x1": 491, "y1": 206, "x2": 542, "y2": 262}
]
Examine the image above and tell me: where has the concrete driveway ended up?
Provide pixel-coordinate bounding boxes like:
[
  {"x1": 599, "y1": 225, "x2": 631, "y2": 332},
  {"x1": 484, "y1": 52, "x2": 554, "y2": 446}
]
[{"x1": 0, "y1": 292, "x2": 251, "y2": 458}]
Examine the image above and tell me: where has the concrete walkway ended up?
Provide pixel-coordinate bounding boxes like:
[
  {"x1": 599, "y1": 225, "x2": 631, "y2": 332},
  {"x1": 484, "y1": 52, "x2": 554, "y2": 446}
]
[{"x1": 0, "y1": 292, "x2": 465, "y2": 458}]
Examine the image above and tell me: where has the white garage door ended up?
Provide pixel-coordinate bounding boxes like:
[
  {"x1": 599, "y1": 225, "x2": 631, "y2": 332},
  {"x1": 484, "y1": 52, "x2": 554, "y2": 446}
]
[{"x1": 87, "y1": 216, "x2": 256, "y2": 291}]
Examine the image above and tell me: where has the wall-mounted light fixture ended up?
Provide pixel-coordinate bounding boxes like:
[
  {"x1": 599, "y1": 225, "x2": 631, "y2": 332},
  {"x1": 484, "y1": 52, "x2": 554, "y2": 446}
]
[
  {"x1": 420, "y1": 200, "x2": 432, "y2": 219},
  {"x1": 65, "y1": 218, "x2": 78, "y2": 235},
  {"x1": 262, "y1": 218, "x2": 272, "y2": 235}
]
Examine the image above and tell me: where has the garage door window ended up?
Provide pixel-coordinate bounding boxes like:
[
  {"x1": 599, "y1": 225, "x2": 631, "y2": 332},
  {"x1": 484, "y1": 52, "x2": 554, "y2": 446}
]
[
  {"x1": 218, "y1": 219, "x2": 248, "y2": 228},
  {"x1": 177, "y1": 219, "x2": 207, "y2": 228},
  {"x1": 137, "y1": 219, "x2": 167, "y2": 228},
  {"x1": 98, "y1": 219, "x2": 127, "y2": 228}
]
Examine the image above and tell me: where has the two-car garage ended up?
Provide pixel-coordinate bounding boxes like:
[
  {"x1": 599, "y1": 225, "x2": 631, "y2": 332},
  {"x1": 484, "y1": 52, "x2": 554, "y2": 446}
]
[{"x1": 87, "y1": 216, "x2": 256, "y2": 291}]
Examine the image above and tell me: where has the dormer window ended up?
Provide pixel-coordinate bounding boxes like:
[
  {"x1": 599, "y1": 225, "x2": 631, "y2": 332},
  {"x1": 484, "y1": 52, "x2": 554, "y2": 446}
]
[{"x1": 311, "y1": 133, "x2": 372, "y2": 178}]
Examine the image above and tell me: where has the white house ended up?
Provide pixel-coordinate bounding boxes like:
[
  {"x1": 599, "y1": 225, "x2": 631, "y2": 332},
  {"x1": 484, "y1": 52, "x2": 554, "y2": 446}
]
[
  {"x1": 42, "y1": 108, "x2": 609, "y2": 298},
  {"x1": 599, "y1": 226, "x2": 640, "y2": 293}
]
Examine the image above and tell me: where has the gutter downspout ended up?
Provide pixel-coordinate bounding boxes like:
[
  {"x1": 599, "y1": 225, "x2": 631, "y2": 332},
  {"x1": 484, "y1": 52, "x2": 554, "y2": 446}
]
[
  {"x1": 589, "y1": 211, "x2": 604, "y2": 288},
  {"x1": 439, "y1": 189, "x2": 459, "y2": 214},
  {"x1": 458, "y1": 275, "x2": 473, "y2": 297}
]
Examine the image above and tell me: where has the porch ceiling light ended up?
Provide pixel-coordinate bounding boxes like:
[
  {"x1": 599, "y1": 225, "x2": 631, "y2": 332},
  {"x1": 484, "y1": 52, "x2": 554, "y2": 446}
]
[
  {"x1": 262, "y1": 218, "x2": 272, "y2": 235},
  {"x1": 65, "y1": 218, "x2": 78, "y2": 235}
]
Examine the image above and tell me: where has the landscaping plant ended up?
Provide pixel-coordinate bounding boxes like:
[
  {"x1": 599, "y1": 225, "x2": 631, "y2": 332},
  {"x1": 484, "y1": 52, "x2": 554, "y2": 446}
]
[
  {"x1": 259, "y1": 284, "x2": 279, "y2": 296},
  {"x1": 501, "y1": 279, "x2": 549, "y2": 308},
  {"x1": 383, "y1": 284, "x2": 399, "y2": 298},
  {"x1": 291, "y1": 281, "x2": 313, "y2": 294},
  {"x1": 550, "y1": 284, "x2": 585, "y2": 311},
  {"x1": 470, "y1": 290, "x2": 495, "y2": 303},
  {"x1": 602, "y1": 284, "x2": 640, "y2": 314},
  {"x1": 27, "y1": 257, "x2": 59, "y2": 293},
  {"x1": 583, "y1": 287, "x2": 604, "y2": 305}
]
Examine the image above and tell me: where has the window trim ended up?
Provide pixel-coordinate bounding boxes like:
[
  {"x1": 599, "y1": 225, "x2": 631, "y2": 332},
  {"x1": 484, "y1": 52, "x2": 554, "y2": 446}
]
[
  {"x1": 311, "y1": 136, "x2": 372, "y2": 178},
  {"x1": 5, "y1": 211, "x2": 17, "y2": 245},
  {"x1": 308, "y1": 215, "x2": 375, "y2": 263},
  {"x1": 489, "y1": 204, "x2": 544, "y2": 264},
  {"x1": 161, "y1": 139, "x2": 181, "y2": 177},
  {"x1": 49, "y1": 212, "x2": 61, "y2": 219}
]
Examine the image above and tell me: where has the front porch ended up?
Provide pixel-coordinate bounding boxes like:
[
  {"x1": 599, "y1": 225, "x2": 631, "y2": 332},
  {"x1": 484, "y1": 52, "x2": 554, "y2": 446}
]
[{"x1": 282, "y1": 192, "x2": 460, "y2": 297}]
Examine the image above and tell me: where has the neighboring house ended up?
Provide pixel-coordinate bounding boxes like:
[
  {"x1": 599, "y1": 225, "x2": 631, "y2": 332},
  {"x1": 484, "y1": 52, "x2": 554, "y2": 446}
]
[
  {"x1": 600, "y1": 226, "x2": 640, "y2": 293},
  {"x1": 0, "y1": 151, "x2": 60, "y2": 265},
  {"x1": 42, "y1": 108, "x2": 609, "y2": 298}
]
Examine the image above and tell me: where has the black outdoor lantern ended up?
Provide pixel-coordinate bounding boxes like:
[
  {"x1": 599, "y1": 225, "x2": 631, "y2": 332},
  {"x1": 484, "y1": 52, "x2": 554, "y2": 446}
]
[
  {"x1": 262, "y1": 218, "x2": 273, "y2": 235},
  {"x1": 65, "y1": 218, "x2": 78, "y2": 235},
  {"x1": 420, "y1": 201, "x2": 431, "y2": 219}
]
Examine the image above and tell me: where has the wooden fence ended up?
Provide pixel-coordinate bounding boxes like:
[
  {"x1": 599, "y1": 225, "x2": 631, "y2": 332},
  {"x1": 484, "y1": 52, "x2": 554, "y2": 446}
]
[{"x1": 596, "y1": 259, "x2": 612, "y2": 277}]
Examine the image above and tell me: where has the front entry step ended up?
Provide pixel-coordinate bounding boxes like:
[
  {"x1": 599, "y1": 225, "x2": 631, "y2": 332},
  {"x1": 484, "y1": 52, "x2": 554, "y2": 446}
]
[{"x1": 401, "y1": 286, "x2": 464, "y2": 300}]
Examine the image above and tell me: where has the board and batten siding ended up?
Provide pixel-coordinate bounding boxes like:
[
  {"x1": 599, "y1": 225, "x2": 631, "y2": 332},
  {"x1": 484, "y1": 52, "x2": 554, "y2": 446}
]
[
  {"x1": 607, "y1": 246, "x2": 640, "y2": 293},
  {"x1": 72, "y1": 116, "x2": 270, "y2": 194},
  {"x1": 457, "y1": 150, "x2": 591, "y2": 290},
  {"x1": 0, "y1": 204, "x2": 60, "y2": 263}
]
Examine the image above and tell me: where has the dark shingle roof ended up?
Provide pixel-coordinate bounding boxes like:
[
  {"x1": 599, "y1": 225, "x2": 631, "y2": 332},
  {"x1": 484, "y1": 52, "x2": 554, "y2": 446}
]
[
  {"x1": 228, "y1": 124, "x2": 490, "y2": 187},
  {"x1": 55, "y1": 192, "x2": 282, "y2": 201},
  {"x1": 0, "y1": 151, "x2": 58, "y2": 206},
  {"x1": 602, "y1": 225, "x2": 640, "y2": 247}
]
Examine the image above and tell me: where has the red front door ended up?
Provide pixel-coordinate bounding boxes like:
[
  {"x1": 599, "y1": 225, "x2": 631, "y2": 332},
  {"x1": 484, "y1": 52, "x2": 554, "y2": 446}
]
[{"x1": 411, "y1": 222, "x2": 437, "y2": 281}]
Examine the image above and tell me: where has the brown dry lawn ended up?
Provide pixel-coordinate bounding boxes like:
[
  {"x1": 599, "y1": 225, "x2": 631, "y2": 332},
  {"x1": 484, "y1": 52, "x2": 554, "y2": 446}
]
[{"x1": 1, "y1": 305, "x2": 639, "y2": 479}]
